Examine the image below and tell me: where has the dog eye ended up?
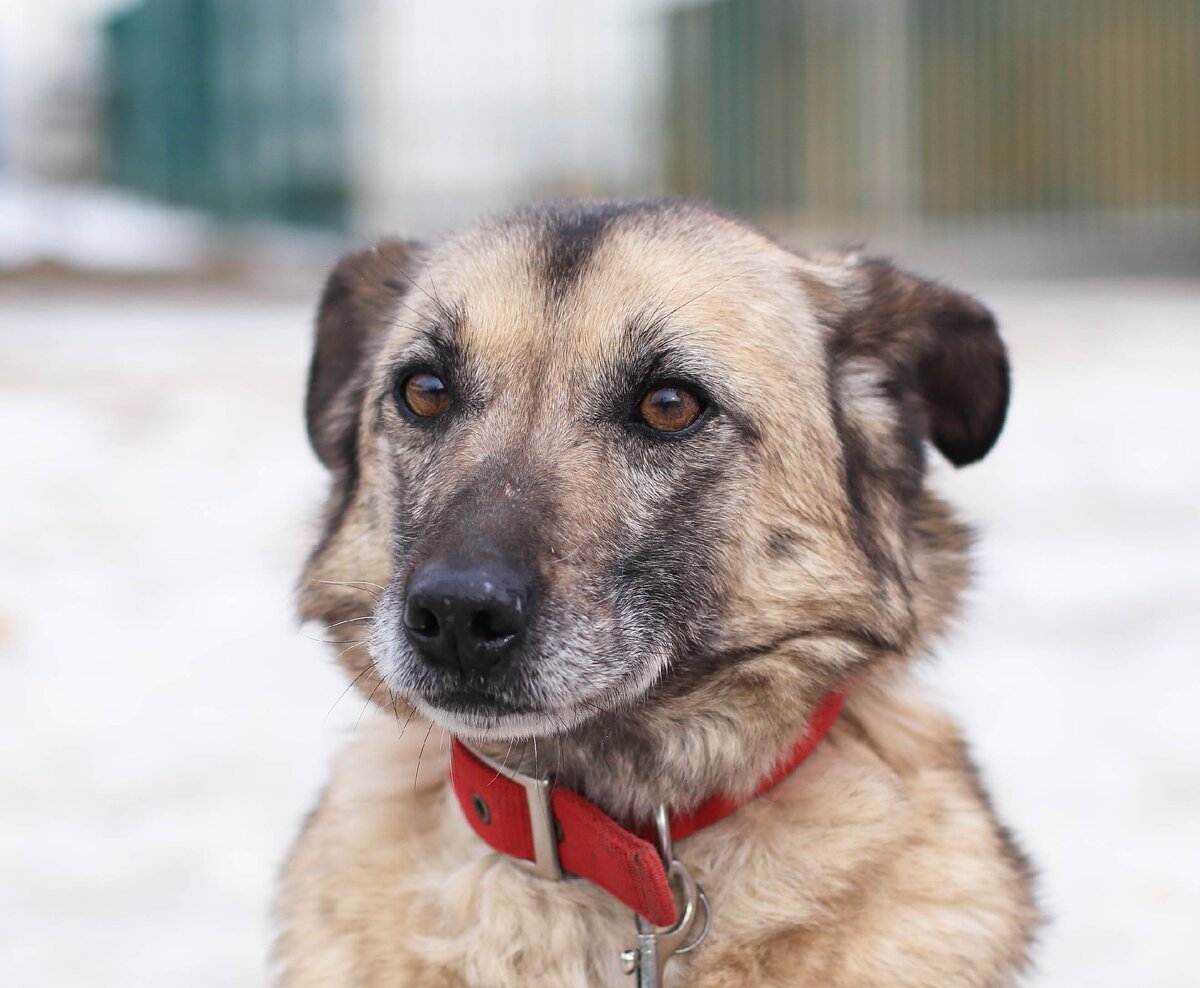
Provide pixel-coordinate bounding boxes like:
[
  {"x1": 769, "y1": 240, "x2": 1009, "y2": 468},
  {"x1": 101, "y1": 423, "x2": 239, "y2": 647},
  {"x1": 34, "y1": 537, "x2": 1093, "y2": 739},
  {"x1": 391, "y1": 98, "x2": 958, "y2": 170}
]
[
  {"x1": 401, "y1": 372, "x2": 452, "y2": 418},
  {"x1": 637, "y1": 383, "x2": 704, "y2": 434}
]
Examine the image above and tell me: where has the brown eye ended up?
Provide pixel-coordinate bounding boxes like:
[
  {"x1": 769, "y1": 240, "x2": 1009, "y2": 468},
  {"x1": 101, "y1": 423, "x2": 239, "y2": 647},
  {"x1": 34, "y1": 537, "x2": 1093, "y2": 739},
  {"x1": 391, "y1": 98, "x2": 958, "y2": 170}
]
[
  {"x1": 402, "y1": 372, "x2": 451, "y2": 418},
  {"x1": 638, "y1": 383, "x2": 704, "y2": 433}
]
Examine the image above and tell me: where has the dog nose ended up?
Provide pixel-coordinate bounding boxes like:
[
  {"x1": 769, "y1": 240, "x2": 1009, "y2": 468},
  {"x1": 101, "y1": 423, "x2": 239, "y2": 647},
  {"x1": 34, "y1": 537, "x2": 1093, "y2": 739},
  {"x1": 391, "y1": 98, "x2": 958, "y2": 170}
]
[{"x1": 402, "y1": 557, "x2": 530, "y2": 676}]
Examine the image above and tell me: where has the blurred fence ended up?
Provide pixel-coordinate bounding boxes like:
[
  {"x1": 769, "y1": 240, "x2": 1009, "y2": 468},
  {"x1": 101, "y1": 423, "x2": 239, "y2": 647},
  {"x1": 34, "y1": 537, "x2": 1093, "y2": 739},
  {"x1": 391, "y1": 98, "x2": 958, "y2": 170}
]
[
  {"x1": 96, "y1": 0, "x2": 1200, "y2": 243},
  {"x1": 104, "y1": 0, "x2": 347, "y2": 228},
  {"x1": 668, "y1": 0, "x2": 1200, "y2": 229}
]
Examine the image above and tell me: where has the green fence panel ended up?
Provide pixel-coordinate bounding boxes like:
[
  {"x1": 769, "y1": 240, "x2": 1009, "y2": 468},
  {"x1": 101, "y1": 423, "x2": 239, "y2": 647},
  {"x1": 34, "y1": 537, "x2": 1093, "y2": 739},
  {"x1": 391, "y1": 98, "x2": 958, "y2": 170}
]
[{"x1": 103, "y1": 0, "x2": 348, "y2": 229}]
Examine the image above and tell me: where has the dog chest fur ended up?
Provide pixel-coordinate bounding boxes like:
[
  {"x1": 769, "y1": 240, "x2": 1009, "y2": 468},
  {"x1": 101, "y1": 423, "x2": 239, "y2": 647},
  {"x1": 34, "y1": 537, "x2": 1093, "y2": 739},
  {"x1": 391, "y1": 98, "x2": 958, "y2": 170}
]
[{"x1": 276, "y1": 670, "x2": 1034, "y2": 987}]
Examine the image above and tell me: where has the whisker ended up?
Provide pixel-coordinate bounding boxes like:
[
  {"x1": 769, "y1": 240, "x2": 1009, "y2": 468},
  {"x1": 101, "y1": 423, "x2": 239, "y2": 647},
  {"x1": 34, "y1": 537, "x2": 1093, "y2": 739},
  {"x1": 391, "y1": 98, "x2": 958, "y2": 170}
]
[
  {"x1": 397, "y1": 702, "x2": 418, "y2": 744},
  {"x1": 661, "y1": 267, "x2": 762, "y2": 322},
  {"x1": 355, "y1": 676, "x2": 384, "y2": 730},
  {"x1": 547, "y1": 545, "x2": 586, "y2": 566},
  {"x1": 549, "y1": 712, "x2": 571, "y2": 780},
  {"x1": 489, "y1": 739, "x2": 517, "y2": 785},
  {"x1": 414, "y1": 721, "x2": 436, "y2": 796},
  {"x1": 423, "y1": 260, "x2": 453, "y2": 324},
  {"x1": 329, "y1": 640, "x2": 370, "y2": 665},
  {"x1": 303, "y1": 634, "x2": 368, "y2": 646},
  {"x1": 388, "y1": 253, "x2": 457, "y2": 325},
  {"x1": 324, "y1": 663, "x2": 375, "y2": 722},
  {"x1": 314, "y1": 580, "x2": 383, "y2": 599},
  {"x1": 645, "y1": 271, "x2": 688, "y2": 326},
  {"x1": 386, "y1": 317, "x2": 434, "y2": 337},
  {"x1": 324, "y1": 615, "x2": 374, "y2": 631},
  {"x1": 390, "y1": 299, "x2": 431, "y2": 330}
]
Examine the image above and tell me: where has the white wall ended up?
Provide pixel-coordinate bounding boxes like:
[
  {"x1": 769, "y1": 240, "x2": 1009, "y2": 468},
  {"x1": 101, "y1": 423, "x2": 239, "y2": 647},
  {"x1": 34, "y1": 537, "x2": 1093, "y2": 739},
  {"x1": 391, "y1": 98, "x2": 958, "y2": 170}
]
[
  {"x1": 347, "y1": 0, "x2": 673, "y2": 237},
  {"x1": 0, "y1": 0, "x2": 130, "y2": 178}
]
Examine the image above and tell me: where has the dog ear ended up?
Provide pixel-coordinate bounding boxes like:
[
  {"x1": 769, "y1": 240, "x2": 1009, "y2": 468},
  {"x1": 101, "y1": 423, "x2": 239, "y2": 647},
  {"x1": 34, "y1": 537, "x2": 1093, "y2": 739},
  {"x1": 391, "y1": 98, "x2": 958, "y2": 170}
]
[
  {"x1": 306, "y1": 240, "x2": 425, "y2": 471},
  {"x1": 830, "y1": 258, "x2": 1010, "y2": 467}
]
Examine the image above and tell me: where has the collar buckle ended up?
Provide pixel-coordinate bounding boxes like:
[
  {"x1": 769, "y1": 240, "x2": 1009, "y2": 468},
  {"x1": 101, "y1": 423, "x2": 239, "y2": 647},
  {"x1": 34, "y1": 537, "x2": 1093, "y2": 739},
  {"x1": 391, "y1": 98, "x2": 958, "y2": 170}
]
[{"x1": 463, "y1": 743, "x2": 563, "y2": 881}]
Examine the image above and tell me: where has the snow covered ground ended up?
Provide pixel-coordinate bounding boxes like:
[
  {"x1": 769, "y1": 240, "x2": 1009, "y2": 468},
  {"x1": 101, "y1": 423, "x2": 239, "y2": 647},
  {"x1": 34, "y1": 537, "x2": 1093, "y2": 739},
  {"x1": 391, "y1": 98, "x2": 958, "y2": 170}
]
[
  {"x1": 0, "y1": 276, "x2": 1196, "y2": 987},
  {"x1": 0, "y1": 182, "x2": 218, "y2": 274}
]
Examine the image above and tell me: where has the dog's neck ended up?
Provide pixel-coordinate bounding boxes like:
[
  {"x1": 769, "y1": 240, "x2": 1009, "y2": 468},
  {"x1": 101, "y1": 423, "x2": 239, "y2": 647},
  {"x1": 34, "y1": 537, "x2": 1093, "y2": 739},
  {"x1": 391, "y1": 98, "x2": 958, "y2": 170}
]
[{"x1": 471, "y1": 666, "x2": 845, "y2": 825}]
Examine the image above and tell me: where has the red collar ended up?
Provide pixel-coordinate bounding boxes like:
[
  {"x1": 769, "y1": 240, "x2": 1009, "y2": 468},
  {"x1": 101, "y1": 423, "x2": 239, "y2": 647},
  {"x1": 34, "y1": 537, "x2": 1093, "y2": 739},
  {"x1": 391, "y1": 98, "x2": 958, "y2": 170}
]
[{"x1": 449, "y1": 691, "x2": 844, "y2": 927}]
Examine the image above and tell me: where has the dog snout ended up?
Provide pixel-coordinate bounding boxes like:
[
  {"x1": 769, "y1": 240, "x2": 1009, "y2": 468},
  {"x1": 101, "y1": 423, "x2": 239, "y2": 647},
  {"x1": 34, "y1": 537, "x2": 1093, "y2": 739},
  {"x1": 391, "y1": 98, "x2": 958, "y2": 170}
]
[{"x1": 402, "y1": 555, "x2": 530, "y2": 676}]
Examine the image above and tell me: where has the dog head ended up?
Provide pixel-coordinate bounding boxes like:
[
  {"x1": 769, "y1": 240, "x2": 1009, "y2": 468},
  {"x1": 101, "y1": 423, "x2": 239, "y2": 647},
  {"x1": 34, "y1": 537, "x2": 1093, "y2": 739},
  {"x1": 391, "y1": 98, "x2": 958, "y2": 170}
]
[{"x1": 299, "y1": 200, "x2": 1007, "y2": 774}]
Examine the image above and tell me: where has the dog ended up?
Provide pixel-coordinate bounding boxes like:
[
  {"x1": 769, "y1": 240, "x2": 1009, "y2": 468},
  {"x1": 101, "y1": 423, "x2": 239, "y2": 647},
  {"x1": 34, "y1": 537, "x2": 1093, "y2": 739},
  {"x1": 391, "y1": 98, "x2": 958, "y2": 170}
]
[{"x1": 274, "y1": 199, "x2": 1038, "y2": 987}]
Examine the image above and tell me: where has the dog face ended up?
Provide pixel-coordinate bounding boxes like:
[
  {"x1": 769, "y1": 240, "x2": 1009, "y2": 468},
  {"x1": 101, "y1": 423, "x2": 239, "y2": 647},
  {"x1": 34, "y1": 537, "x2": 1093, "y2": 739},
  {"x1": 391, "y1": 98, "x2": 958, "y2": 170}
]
[{"x1": 300, "y1": 201, "x2": 1008, "y2": 749}]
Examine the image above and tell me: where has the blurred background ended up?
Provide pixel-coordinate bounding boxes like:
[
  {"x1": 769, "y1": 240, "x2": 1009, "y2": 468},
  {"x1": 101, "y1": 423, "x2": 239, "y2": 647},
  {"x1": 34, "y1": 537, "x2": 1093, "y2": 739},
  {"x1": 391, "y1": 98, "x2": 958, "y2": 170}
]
[{"x1": 1, "y1": 1, "x2": 1196, "y2": 986}]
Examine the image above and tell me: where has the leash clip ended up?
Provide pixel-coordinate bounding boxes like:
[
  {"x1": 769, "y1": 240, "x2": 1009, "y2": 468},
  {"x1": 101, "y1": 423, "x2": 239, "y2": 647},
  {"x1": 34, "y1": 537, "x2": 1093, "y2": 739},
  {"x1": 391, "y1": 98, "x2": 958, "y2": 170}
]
[{"x1": 620, "y1": 805, "x2": 711, "y2": 988}]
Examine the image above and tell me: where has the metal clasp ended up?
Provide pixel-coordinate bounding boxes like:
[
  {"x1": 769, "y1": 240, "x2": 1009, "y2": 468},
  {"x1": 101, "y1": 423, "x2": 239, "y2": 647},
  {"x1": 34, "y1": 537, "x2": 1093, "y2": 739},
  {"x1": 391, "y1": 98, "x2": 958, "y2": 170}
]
[
  {"x1": 464, "y1": 744, "x2": 562, "y2": 881},
  {"x1": 620, "y1": 805, "x2": 711, "y2": 988}
]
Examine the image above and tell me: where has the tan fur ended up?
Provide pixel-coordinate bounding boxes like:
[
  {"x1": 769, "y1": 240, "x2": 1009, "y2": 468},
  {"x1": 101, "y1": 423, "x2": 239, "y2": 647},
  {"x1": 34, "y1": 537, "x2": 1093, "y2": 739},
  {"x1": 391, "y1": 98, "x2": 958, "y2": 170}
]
[{"x1": 275, "y1": 200, "x2": 1037, "y2": 986}]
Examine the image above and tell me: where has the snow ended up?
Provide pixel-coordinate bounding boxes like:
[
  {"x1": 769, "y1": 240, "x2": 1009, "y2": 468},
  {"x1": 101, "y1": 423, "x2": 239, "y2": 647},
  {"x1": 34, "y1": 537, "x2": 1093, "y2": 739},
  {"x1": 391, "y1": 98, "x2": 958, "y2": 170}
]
[
  {"x1": 0, "y1": 277, "x2": 1196, "y2": 986},
  {"x1": 931, "y1": 280, "x2": 1200, "y2": 988},
  {"x1": 0, "y1": 181, "x2": 219, "y2": 273},
  {"x1": 0, "y1": 179, "x2": 345, "y2": 290}
]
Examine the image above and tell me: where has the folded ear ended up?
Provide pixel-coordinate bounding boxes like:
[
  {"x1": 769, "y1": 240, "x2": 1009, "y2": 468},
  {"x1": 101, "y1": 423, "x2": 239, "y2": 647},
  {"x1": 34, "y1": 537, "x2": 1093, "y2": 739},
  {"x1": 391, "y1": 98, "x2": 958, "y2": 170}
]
[
  {"x1": 830, "y1": 258, "x2": 1010, "y2": 467},
  {"x1": 306, "y1": 240, "x2": 425, "y2": 471}
]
